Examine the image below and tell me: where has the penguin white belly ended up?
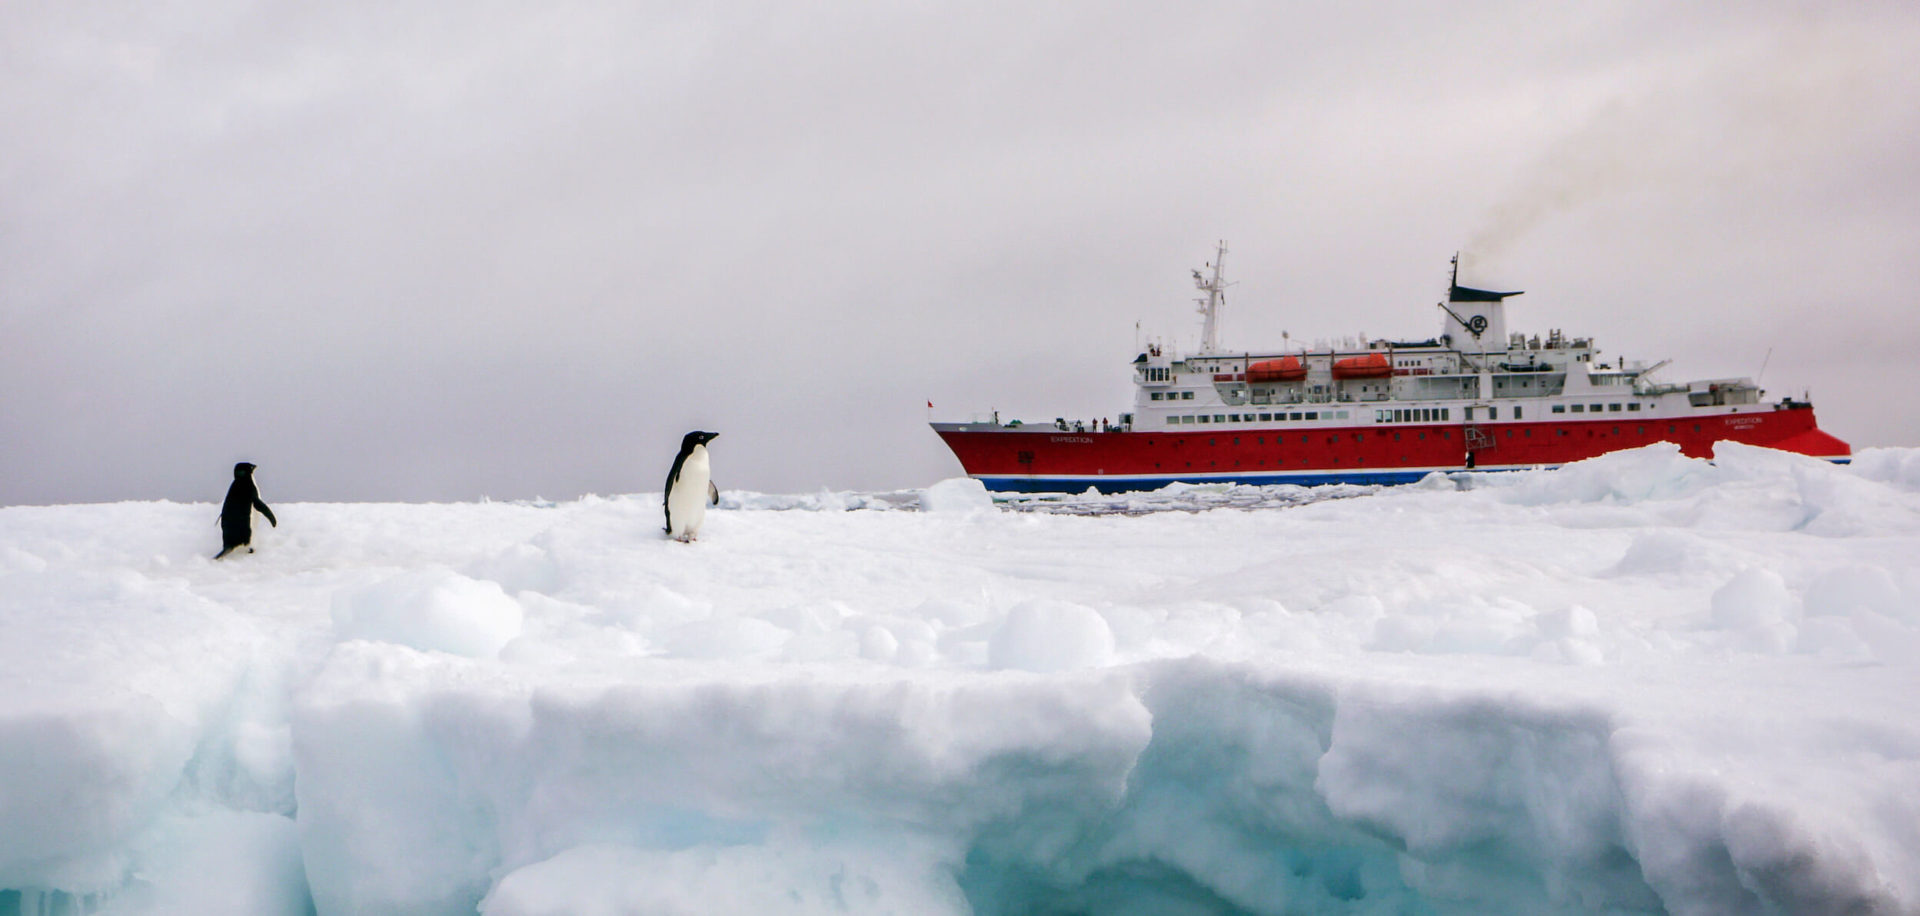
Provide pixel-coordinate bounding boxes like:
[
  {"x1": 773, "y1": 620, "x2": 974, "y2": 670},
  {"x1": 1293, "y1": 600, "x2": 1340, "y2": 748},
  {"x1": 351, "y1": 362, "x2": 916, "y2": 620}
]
[{"x1": 667, "y1": 447, "x2": 711, "y2": 539}]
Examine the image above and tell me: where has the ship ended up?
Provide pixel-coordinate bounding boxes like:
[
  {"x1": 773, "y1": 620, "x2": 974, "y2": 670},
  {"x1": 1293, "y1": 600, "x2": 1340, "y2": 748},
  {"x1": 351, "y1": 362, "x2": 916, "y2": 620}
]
[{"x1": 931, "y1": 243, "x2": 1851, "y2": 493}]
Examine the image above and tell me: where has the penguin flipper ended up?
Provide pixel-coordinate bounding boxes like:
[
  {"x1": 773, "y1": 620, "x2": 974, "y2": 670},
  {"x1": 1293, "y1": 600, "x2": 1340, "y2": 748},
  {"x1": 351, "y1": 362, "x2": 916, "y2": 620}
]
[
  {"x1": 256, "y1": 500, "x2": 277, "y2": 527},
  {"x1": 664, "y1": 451, "x2": 689, "y2": 535},
  {"x1": 708, "y1": 481, "x2": 719, "y2": 506}
]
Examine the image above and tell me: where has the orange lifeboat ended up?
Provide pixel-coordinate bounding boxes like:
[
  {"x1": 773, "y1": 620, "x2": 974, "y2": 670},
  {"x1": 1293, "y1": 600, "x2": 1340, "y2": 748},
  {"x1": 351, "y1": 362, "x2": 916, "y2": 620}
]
[
  {"x1": 1331, "y1": 352, "x2": 1392, "y2": 379},
  {"x1": 1247, "y1": 356, "x2": 1307, "y2": 383}
]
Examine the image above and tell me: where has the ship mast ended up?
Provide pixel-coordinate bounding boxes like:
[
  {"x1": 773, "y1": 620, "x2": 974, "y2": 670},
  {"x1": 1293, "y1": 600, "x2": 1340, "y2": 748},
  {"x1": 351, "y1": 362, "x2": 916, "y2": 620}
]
[{"x1": 1193, "y1": 240, "x2": 1233, "y2": 353}]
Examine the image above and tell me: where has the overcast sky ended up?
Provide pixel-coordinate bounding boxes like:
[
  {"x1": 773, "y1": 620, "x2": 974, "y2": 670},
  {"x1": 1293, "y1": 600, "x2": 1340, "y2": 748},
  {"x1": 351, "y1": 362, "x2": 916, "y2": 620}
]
[{"x1": 5, "y1": 2, "x2": 1917, "y2": 505}]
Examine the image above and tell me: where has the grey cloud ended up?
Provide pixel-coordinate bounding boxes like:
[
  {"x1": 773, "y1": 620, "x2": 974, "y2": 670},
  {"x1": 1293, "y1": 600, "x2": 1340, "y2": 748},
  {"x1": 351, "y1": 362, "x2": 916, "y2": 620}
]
[{"x1": 4, "y1": 2, "x2": 1916, "y2": 504}]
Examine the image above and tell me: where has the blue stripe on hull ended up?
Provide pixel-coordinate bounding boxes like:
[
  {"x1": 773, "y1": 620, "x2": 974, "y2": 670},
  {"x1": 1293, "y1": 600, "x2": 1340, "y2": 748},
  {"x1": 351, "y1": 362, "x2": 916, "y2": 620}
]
[
  {"x1": 978, "y1": 470, "x2": 1443, "y2": 494},
  {"x1": 977, "y1": 455, "x2": 1853, "y2": 494}
]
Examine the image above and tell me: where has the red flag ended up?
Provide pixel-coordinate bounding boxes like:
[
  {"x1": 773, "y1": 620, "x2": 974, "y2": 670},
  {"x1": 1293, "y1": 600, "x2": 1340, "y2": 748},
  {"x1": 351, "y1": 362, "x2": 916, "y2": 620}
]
[{"x1": 926, "y1": 400, "x2": 933, "y2": 409}]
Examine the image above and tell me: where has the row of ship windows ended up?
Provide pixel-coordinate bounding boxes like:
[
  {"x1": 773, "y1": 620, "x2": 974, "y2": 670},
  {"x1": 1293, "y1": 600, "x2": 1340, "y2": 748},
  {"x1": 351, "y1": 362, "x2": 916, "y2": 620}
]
[
  {"x1": 1167, "y1": 410, "x2": 1356, "y2": 425},
  {"x1": 1158, "y1": 400, "x2": 1648, "y2": 421},
  {"x1": 1377, "y1": 403, "x2": 1647, "y2": 420},
  {"x1": 1131, "y1": 422, "x2": 1711, "y2": 454},
  {"x1": 1149, "y1": 391, "x2": 1196, "y2": 400},
  {"x1": 1378, "y1": 408, "x2": 1453, "y2": 423},
  {"x1": 1559, "y1": 402, "x2": 1642, "y2": 413}
]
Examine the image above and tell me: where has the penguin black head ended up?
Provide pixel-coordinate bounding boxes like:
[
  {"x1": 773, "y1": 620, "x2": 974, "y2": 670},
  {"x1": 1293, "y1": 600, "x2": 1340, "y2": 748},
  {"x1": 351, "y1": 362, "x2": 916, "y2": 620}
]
[
  {"x1": 234, "y1": 462, "x2": 257, "y2": 479},
  {"x1": 680, "y1": 431, "x2": 718, "y2": 452}
]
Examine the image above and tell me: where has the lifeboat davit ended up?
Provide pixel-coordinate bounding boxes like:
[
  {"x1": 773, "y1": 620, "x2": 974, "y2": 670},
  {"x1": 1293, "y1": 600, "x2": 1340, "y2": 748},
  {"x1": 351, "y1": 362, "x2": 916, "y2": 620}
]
[
  {"x1": 1331, "y1": 352, "x2": 1391, "y2": 379},
  {"x1": 1247, "y1": 356, "x2": 1307, "y2": 383}
]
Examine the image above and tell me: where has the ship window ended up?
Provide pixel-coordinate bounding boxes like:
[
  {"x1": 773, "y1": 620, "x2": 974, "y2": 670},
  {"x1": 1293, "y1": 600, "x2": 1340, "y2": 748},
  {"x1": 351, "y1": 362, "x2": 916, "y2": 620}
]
[
  {"x1": 1151, "y1": 392, "x2": 1162, "y2": 400},
  {"x1": 1228, "y1": 414, "x2": 1239, "y2": 422},
  {"x1": 1376, "y1": 410, "x2": 1387, "y2": 422},
  {"x1": 1442, "y1": 409, "x2": 1449, "y2": 420},
  {"x1": 1571, "y1": 404, "x2": 1584, "y2": 413},
  {"x1": 1629, "y1": 403, "x2": 1641, "y2": 411},
  {"x1": 1394, "y1": 432, "x2": 1401, "y2": 441},
  {"x1": 1183, "y1": 392, "x2": 1194, "y2": 400},
  {"x1": 1199, "y1": 415, "x2": 1210, "y2": 423},
  {"x1": 1393, "y1": 410, "x2": 1403, "y2": 422},
  {"x1": 1215, "y1": 415, "x2": 1226, "y2": 423},
  {"x1": 1610, "y1": 403, "x2": 1622, "y2": 412},
  {"x1": 1490, "y1": 407, "x2": 1499, "y2": 420},
  {"x1": 1514, "y1": 407, "x2": 1522, "y2": 419},
  {"x1": 1259, "y1": 413, "x2": 1271, "y2": 421},
  {"x1": 1306, "y1": 412, "x2": 1318, "y2": 420},
  {"x1": 1553, "y1": 405, "x2": 1565, "y2": 413}
]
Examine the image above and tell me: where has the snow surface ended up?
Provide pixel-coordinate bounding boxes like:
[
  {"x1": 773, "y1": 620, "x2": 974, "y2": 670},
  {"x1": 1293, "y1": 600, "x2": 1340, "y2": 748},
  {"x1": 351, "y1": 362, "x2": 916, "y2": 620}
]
[{"x1": 2, "y1": 442, "x2": 1917, "y2": 915}]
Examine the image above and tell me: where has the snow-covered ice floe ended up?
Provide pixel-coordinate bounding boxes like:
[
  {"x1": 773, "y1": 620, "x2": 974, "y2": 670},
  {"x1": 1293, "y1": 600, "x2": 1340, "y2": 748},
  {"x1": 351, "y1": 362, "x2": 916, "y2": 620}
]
[{"x1": 1, "y1": 442, "x2": 1917, "y2": 915}]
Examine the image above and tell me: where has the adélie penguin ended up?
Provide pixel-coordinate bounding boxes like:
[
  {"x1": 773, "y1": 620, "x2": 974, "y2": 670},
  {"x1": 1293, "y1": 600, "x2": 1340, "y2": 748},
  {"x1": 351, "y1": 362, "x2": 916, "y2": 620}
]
[
  {"x1": 664, "y1": 431, "x2": 719, "y2": 541},
  {"x1": 214, "y1": 462, "x2": 277, "y2": 559}
]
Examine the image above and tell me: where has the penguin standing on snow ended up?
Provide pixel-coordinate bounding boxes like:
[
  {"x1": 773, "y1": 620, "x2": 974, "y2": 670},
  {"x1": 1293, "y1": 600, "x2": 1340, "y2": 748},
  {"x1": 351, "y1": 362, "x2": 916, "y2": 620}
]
[
  {"x1": 664, "y1": 431, "x2": 719, "y2": 541},
  {"x1": 214, "y1": 462, "x2": 277, "y2": 559}
]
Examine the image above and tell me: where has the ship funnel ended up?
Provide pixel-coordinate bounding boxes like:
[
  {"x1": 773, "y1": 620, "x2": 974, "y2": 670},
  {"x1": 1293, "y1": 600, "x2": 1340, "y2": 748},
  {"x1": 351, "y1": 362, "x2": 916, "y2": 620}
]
[{"x1": 1440, "y1": 254, "x2": 1522, "y2": 354}]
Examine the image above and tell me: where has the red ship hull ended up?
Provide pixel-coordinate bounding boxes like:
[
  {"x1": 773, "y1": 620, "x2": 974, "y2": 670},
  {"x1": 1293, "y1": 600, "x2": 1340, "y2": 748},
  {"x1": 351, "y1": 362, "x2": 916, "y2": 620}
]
[{"x1": 933, "y1": 405, "x2": 1850, "y2": 493}]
